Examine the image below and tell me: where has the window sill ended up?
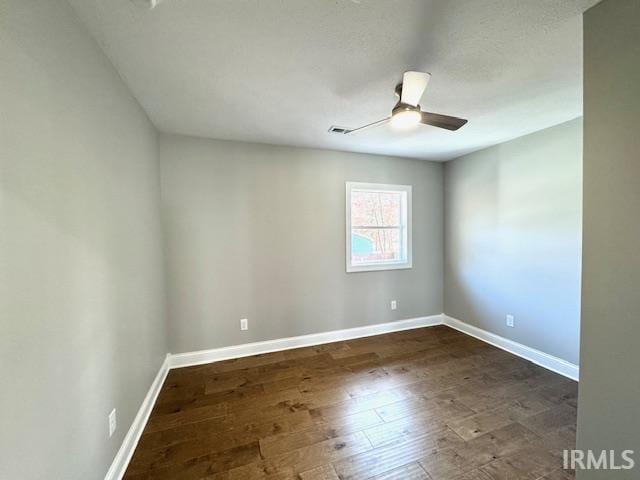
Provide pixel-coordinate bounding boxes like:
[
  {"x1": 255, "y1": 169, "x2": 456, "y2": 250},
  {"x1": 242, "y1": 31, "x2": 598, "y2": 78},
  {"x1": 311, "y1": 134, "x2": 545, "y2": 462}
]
[{"x1": 346, "y1": 262, "x2": 413, "y2": 273}]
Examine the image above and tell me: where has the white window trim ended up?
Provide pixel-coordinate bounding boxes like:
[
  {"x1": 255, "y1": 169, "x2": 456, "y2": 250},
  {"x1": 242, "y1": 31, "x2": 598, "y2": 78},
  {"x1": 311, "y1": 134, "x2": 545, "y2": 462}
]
[{"x1": 345, "y1": 182, "x2": 413, "y2": 273}]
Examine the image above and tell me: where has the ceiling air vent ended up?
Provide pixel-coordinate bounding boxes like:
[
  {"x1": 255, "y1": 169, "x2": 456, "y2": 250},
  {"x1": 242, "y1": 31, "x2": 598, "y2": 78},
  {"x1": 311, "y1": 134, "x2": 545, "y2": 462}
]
[{"x1": 328, "y1": 126, "x2": 351, "y2": 134}]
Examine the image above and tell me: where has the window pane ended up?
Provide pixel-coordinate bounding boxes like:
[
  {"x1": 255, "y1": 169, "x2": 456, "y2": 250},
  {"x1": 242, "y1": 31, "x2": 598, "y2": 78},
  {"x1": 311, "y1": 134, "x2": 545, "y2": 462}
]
[
  {"x1": 351, "y1": 190, "x2": 403, "y2": 227},
  {"x1": 346, "y1": 182, "x2": 412, "y2": 272},
  {"x1": 351, "y1": 228, "x2": 403, "y2": 264}
]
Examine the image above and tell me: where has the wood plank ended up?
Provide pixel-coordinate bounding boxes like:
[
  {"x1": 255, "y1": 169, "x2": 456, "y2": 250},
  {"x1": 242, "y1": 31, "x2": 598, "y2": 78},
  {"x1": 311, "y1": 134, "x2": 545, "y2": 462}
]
[
  {"x1": 138, "y1": 409, "x2": 313, "y2": 451},
  {"x1": 125, "y1": 441, "x2": 261, "y2": 479},
  {"x1": 446, "y1": 392, "x2": 555, "y2": 440},
  {"x1": 227, "y1": 432, "x2": 372, "y2": 479},
  {"x1": 519, "y1": 404, "x2": 577, "y2": 437},
  {"x1": 333, "y1": 428, "x2": 463, "y2": 480},
  {"x1": 477, "y1": 444, "x2": 561, "y2": 479},
  {"x1": 363, "y1": 410, "x2": 449, "y2": 448},
  {"x1": 419, "y1": 423, "x2": 541, "y2": 480},
  {"x1": 298, "y1": 464, "x2": 340, "y2": 480},
  {"x1": 370, "y1": 462, "x2": 431, "y2": 479},
  {"x1": 260, "y1": 410, "x2": 382, "y2": 458},
  {"x1": 144, "y1": 403, "x2": 227, "y2": 434}
]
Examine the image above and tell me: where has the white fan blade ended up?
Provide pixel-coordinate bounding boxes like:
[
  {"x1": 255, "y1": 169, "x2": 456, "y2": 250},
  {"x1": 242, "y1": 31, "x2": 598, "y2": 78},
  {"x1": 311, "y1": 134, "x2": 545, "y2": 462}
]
[{"x1": 401, "y1": 71, "x2": 431, "y2": 107}]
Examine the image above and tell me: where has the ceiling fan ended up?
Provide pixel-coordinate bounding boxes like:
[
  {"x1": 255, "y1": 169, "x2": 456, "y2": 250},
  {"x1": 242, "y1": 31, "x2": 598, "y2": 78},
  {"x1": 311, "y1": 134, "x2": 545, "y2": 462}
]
[{"x1": 329, "y1": 71, "x2": 467, "y2": 135}]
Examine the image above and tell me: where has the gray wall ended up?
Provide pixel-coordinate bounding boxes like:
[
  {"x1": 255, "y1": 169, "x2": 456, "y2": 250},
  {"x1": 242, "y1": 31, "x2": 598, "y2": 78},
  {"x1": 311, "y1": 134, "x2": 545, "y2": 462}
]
[
  {"x1": 444, "y1": 118, "x2": 583, "y2": 365},
  {"x1": 577, "y1": 0, "x2": 640, "y2": 476},
  {"x1": 160, "y1": 134, "x2": 443, "y2": 353},
  {"x1": 0, "y1": 1, "x2": 167, "y2": 479}
]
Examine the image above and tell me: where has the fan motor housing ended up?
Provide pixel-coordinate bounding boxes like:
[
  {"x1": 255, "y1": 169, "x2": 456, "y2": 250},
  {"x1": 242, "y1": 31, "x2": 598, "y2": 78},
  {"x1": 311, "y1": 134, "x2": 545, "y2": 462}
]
[{"x1": 392, "y1": 103, "x2": 421, "y2": 116}]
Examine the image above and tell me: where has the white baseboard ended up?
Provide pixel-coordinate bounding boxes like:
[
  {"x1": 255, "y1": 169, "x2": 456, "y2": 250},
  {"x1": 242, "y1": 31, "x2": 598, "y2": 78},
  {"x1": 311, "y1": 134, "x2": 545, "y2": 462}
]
[
  {"x1": 104, "y1": 354, "x2": 170, "y2": 480},
  {"x1": 168, "y1": 314, "x2": 579, "y2": 381},
  {"x1": 105, "y1": 313, "x2": 578, "y2": 478},
  {"x1": 442, "y1": 315, "x2": 579, "y2": 381},
  {"x1": 169, "y1": 315, "x2": 444, "y2": 369}
]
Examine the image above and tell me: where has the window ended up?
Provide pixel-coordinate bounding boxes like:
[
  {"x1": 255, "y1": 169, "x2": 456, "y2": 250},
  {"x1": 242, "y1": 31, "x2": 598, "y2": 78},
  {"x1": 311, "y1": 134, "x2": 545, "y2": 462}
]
[{"x1": 346, "y1": 182, "x2": 412, "y2": 272}]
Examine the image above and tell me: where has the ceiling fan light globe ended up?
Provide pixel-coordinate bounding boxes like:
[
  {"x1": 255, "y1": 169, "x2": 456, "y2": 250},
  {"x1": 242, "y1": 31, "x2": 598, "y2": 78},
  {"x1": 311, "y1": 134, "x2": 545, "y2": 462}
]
[{"x1": 390, "y1": 110, "x2": 421, "y2": 130}]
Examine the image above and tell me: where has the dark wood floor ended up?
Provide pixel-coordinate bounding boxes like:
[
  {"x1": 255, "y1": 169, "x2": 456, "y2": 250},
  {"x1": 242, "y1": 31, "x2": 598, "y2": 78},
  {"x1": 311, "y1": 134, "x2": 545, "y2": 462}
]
[{"x1": 124, "y1": 325, "x2": 578, "y2": 480}]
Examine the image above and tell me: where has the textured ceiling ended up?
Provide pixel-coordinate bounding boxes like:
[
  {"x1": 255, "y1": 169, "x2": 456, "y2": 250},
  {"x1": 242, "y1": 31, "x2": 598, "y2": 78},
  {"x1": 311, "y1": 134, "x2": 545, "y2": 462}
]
[{"x1": 69, "y1": 0, "x2": 597, "y2": 161}]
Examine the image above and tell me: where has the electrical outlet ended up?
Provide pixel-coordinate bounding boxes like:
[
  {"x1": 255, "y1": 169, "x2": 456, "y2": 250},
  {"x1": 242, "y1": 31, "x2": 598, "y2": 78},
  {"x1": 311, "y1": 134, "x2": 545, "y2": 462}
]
[
  {"x1": 108, "y1": 408, "x2": 117, "y2": 437},
  {"x1": 240, "y1": 318, "x2": 248, "y2": 331},
  {"x1": 506, "y1": 314, "x2": 515, "y2": 327},
  {"x1": 390, "y1": 300, "x2": 397, "y2": 311}
]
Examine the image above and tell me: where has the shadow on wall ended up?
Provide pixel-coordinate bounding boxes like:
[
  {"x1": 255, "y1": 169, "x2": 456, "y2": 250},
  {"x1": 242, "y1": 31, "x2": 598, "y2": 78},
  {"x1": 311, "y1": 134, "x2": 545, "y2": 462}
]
[{"x1": 444, "y1": 119, "x2": 583, "y2": 365}]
